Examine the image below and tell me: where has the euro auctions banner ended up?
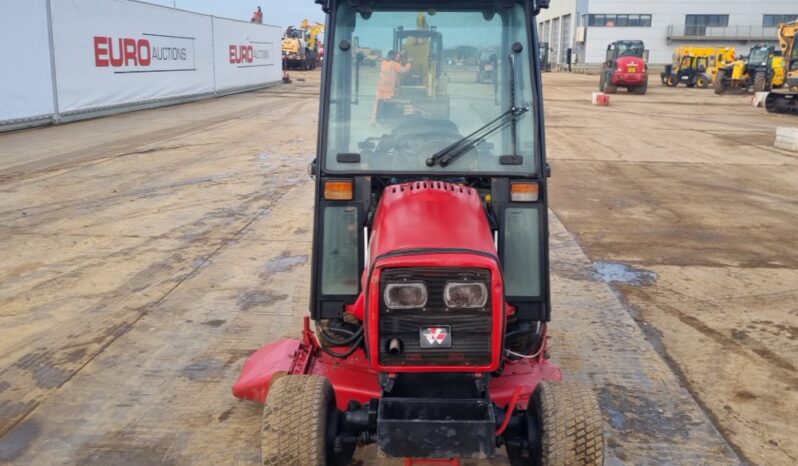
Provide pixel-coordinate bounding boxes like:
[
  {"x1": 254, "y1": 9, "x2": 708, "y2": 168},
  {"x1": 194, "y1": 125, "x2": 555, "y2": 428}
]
[
  {"x1": 213, "y1": 17, "x2": 281, "y2": 92},
  {"x1": 0, "y1": 0, "x2": 55, "y2": 124},
  {"x1": 51, "y1": 0, "x2": 214, "y2": 113}
]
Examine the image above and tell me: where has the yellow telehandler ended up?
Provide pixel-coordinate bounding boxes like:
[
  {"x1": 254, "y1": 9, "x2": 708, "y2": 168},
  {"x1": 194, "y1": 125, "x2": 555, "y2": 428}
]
[
  {"x1": 661, "y1": 46, "x2": 735, "y2": 88},
  {"x1": 715, "y1": 44, "x2": 784, "y2": 94}
]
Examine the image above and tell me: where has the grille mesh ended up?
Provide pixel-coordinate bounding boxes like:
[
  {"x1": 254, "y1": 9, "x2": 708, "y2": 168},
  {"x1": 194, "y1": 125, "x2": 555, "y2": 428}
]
[{"x1": 379, "y1": 267, "x2": 492, "y2": 367}]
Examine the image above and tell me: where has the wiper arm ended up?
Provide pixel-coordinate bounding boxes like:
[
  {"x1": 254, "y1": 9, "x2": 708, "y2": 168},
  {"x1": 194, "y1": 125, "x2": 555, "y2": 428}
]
[
  {"x1": 427, "y1": 49, "x2": 528, "y2": 168},
  {"x1": 425, "y1": 106, "x2": 528, "y2": 167}
]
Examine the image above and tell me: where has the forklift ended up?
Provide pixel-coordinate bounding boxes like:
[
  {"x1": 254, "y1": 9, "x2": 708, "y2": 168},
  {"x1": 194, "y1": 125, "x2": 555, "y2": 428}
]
[{"x1": 233, "y1": 0, "x2": 605, "y2": 465}]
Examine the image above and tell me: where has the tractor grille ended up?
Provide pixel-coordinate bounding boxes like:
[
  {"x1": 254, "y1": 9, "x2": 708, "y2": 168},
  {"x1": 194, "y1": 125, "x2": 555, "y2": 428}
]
[{"x1": 379, "y1": 267, "x2": 492, "y2": 367}]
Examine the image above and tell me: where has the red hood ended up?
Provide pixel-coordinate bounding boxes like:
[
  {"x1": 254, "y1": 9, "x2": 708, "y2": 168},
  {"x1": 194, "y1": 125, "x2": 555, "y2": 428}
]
[{"x1": 368, "y1": 181, "x2": 496, "y2": 264}]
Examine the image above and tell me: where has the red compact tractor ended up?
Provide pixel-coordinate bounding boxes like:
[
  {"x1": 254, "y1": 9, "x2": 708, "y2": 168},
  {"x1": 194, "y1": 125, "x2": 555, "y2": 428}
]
[
  {"x1": 599, "y1": 40, "x2": 648, "y2": 94},
  {"x1": 234, "y1": 0, "x2": 604, "y2": 464}
]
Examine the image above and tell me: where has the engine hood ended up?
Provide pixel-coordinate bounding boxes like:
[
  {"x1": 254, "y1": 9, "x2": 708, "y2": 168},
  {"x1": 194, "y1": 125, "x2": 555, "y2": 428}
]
[{"x1": 368, "y1": 181, "x2": 496, "y2": 265}]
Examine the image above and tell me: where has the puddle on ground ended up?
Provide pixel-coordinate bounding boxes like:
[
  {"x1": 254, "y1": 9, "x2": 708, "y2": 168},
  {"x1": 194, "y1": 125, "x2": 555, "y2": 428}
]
[
  {"x1": 236, "y1": 290, "x2": 288, "y2": 311},
  {"x1": 265, "y1": 252, "x2": 308, "y2": 274},
  {"x1": 0, "y1": 420, "x2": 40, "y2": 462},
  {"x1": 181, "y1": 359, "x2": 224, "y2": 382},
  {"x1": 191, "y1": 258, "x2": 210, "y2": 269},
  {"x1": 593, "y1": 261, "x2": 657, "y2": 286},
  {"x1": 257, "y1": 152, "x2": 279, "y2": 171}
]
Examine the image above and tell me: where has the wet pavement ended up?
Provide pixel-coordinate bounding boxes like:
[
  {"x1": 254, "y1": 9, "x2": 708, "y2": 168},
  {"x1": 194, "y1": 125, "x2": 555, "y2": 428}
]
[{"x1": 0, "y1": 70, "x2": 781, "y2": 465}]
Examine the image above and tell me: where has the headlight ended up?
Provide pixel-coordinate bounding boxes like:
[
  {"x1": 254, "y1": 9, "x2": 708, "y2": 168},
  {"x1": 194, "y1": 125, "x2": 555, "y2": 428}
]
[
  {"x1": 384, "y1": 283, "x2": 427, "y2": 309},
  {"x1": 444, "y1": 282, "x2": 488, "y2": 309}
]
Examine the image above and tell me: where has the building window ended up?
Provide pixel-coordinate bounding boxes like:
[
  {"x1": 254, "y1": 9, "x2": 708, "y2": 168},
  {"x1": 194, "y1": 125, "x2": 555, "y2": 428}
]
[
  {"x1": 763, "y1": 14, "x2": 798, "y2": 27},
  {"x1": 685, "y1": 14, "x2": 729, "y2": 36},
  {"x1": 541, "y1": 20, "x2": 550, "y2": 45},
  {"x1": 561, "y1": 15, "x2": 571, "y2": 63},
  {"x1": 551, "y1": 17, "x2": 560, "y2": 64},
  {"x1": 588, "y1": 14, "x2": 652, "y2": 28}
]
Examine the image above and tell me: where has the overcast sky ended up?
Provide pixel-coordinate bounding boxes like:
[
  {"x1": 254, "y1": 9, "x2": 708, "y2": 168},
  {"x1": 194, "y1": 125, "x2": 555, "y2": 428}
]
[{"x1": 144, "y1": 0, "x2": 324, "y2": 28}]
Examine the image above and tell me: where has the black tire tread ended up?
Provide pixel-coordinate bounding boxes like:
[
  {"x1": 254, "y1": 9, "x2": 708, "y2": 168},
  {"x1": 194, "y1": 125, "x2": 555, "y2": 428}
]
[
  {"x1": 714, "y1": 71, "x2": 727, "y2": 95},
  {"x1": 537, "y1": 381, "x2": 604, "y2": 466},
  {"x1": 753, "y1": 71, "x2": 768, "y2": 93},
  {"x1": 261, "y1": 375, "x2": 332, "y2": 466}
]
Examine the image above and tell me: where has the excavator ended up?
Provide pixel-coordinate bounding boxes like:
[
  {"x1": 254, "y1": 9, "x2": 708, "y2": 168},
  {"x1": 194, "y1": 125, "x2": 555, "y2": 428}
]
[
  {"x1": 282, "y1": 19, "x2": 325, "y2": 70},
  {"x1": 766, "y1": 20, "x2": 798, "y2": 114},
  {"x1": 302, "y1": 19, "x2": 326, "y2": 65},
  {"x1": 377, "y1": 13, "x2": 450, "y2": 122}
]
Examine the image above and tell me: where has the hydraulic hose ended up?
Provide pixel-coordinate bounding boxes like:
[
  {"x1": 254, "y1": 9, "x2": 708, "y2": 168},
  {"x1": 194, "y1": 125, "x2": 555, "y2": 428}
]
[{"x1": 316, "y1": 322, "x2": 364, "y2": 358}]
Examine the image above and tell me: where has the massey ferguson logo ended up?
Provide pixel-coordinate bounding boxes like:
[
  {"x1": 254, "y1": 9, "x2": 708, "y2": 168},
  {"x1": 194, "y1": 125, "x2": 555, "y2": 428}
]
[
  {"x1": 229, "y1": 43, "x2": 273, "y2": 68},
  {"x1": 94, "y1": 34, "x2": 195, "y2": 73},
  {"x1": 420, "y1": 326, "x2": 451, "y2": 348}
]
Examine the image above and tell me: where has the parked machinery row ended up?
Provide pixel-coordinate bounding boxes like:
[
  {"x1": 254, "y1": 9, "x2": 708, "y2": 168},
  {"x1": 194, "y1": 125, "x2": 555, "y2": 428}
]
[
  {"x1": 655, "y1": 19, "x2": 797, "y2": 113},
  {"x1": 282, "y1": 19, "x2": 325, "y2": 70}
]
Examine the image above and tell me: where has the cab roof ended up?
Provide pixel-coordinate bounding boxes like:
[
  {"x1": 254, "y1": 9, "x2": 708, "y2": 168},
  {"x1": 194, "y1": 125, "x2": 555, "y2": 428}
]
[{"x1": 315, "y1": 0, "x2": 547, "y2": 13}]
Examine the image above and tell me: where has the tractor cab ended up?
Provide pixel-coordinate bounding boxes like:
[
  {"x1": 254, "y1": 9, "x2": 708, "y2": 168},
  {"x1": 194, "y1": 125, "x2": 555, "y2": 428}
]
[
  {"x1": 600, "y1": 40, "x2": 648, "y2": 94},
  {"x1": 233, "y1": 1, "x2": 605, "y2": 464},
  {"x1": 477, "y1": 48, "x2": 499, "y2": 83}
]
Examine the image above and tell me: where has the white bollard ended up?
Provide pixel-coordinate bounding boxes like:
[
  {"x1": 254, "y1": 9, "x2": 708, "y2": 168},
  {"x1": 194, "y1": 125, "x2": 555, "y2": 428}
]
[
  {"x1": 752, "y1": 92, "x2": 769, "y2": 108},
  {"x1": 775, "y1": 127, "x2": 798, "y2": 152}
]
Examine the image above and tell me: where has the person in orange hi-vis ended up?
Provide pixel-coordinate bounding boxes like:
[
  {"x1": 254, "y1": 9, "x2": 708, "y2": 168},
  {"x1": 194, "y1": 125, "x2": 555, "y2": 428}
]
[
  {"x1": 372, "y1": 50, "x2": 412, "y2": 124},
  {"x1": 251, "y1": 6, "x2": 263, "y2": 23}
]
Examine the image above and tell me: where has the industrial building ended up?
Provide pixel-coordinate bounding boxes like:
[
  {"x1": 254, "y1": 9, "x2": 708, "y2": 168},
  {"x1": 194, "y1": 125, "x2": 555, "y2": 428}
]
[{"x1": 536, "y1": 0, "x2": 798, "y2": 66}]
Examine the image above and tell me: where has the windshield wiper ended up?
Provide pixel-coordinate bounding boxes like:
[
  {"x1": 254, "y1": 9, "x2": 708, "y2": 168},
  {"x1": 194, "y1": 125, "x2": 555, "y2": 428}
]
[
  {"x1": 425, "y1": 106, "x2": 528, "y2": 167},
  {"x1": 426, "y1": 49, "x2": 528, "y2": 168}
]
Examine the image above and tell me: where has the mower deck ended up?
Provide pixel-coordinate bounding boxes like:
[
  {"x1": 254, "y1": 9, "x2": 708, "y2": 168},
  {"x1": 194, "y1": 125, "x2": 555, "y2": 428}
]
[{"x1": 233, "y1": 317, "x2": 562, "y2": 411}]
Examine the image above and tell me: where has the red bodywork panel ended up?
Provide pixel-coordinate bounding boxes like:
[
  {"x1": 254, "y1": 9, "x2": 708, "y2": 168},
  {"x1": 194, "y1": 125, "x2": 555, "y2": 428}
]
[
  {"x1": 368, "y1": 181, "x2": 496, "y2": 261},
  {"x1": 233, "y1": 180, "x2": 561, "y2": 415},
  {"x1": 363, "y1": 181, "x2": 503, "y2": 372},
  {"x1": 232, "y1": 318, "x2": 561, "y2": 411},
  {"x1": 366, "y1": 253, "x2": 504, "y2": 372},
  {"x1": 611, "y1": 56, "x2": 647, "y2": 85}
]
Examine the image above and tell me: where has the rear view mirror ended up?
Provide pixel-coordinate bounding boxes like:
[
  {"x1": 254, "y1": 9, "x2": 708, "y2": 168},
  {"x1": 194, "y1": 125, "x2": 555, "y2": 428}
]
[{"x1": 307, "y1": 159, "x2": 317, "y2": 180}]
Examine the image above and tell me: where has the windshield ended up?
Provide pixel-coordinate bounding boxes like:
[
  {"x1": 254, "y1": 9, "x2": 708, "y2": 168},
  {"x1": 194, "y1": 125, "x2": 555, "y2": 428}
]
[
  {"x1": 749, "y1": 47, "x2": 769, "y2": 65},
  {"x1": 324, "y1": 4, "x2": 536, "y2": 174},
  {"x1": 617, "y1": 42, "x2": 645, "y2": 58}
]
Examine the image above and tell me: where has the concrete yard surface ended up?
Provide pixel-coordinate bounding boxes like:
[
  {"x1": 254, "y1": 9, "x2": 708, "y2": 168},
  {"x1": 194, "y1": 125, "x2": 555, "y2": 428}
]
[
  {"x1": 546, "y1": 72, "x2": 798, "y2": 466},
  {"x1": 0, "y1": 69, "x2": 794, "y2": 465}
]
